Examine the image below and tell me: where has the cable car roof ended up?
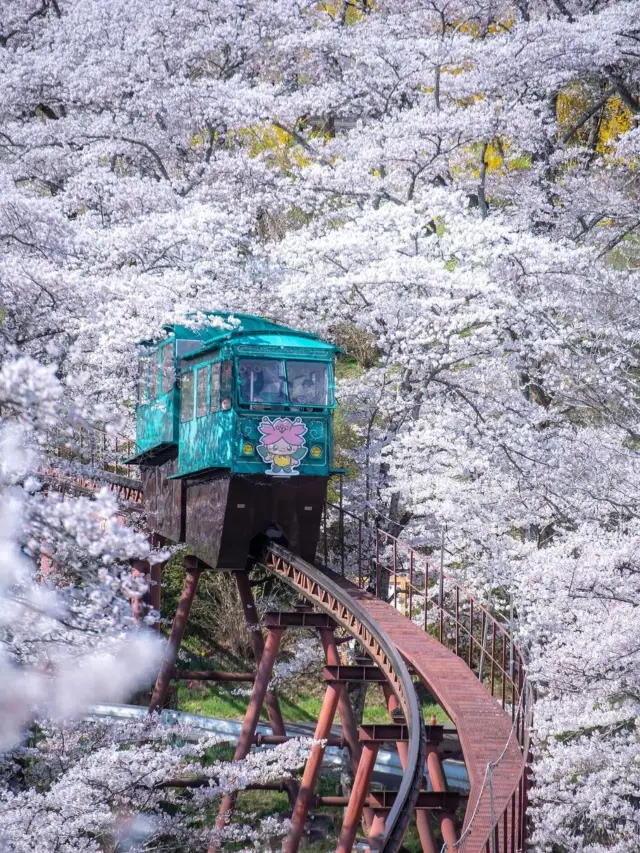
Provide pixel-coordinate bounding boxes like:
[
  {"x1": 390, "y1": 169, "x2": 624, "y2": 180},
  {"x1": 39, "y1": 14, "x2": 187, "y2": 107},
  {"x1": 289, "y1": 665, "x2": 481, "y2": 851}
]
[{"x1": 172, "y1": 312, "x2": 339, "y2": 361}]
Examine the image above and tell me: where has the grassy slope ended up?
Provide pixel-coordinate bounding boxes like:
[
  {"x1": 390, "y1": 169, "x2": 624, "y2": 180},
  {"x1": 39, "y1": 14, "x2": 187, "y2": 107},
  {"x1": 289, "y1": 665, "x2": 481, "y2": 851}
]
[{"x1": 177, "y1": 679, "x2": 450, "y2": 725}]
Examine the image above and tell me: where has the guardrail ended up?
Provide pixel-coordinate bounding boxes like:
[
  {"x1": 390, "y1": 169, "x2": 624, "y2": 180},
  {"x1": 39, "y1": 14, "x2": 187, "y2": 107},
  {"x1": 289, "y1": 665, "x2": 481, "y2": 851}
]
[{"x1": 319, "y1": 503, "x2": 532, "y2": 853}]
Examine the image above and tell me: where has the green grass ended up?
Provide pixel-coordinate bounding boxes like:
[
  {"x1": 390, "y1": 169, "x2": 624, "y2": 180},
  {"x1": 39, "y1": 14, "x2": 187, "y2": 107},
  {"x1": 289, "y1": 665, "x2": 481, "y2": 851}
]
[{"x1": 177, "y1": 682, "x2": 450, "y2": 725}]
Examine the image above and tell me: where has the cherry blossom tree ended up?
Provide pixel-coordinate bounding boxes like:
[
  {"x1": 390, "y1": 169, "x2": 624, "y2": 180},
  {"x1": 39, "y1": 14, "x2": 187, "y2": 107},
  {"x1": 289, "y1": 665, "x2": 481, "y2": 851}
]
[{"x1": 1, "y1": 0, "x2": 639, "y2": 850}]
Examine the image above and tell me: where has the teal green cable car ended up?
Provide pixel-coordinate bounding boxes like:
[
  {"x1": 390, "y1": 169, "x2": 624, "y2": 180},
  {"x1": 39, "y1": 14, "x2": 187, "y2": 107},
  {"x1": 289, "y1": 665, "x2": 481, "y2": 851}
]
[
  {"x1": 175, "y1": 316, "x2": 338, "y2": 479},
  {"x1": 129, "y1": 314, "x2": 340, "y2": 569}
]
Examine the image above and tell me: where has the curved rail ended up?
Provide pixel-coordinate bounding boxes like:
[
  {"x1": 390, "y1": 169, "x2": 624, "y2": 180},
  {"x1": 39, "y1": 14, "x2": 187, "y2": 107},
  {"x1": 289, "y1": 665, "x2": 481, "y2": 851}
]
[{"x1": 264, "y1": 542, "x2": 426, "y2": 853}]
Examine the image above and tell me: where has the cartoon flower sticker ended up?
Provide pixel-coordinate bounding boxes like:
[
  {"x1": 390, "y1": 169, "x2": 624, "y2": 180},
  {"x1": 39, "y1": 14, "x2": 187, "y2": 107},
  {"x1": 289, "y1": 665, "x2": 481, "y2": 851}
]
[{"x1": 257, "y1": 417, "x2": 308, "y2": 477}]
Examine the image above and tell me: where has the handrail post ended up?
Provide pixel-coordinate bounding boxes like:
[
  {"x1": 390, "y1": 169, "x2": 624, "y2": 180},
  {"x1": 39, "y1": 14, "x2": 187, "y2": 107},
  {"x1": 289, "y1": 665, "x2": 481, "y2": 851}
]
[
  {"x1": 358, "y1": 519, "x2": 363, "y2": 588},
  {"x1": 323, "y1": 500, "x2": 328, "y2": 568},
  {"x1": 339, "y1": 473, "x2": 345, "y2": 576},
  {"x1": 408, "y1": 550, "x2": 414, "y2": 622},
  {"x1": 438, "y1": 530, "x2": 445, "y2": 644}
]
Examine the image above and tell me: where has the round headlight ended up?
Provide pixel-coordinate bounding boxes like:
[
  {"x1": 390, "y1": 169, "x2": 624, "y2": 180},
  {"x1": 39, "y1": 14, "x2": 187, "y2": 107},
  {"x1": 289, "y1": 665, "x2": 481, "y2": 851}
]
[
  {"x1": 221, "y1": 397, "x2": 232, "y2": 411},
  {"x1": 310, "y1": 445, "x2": 323, "y2": 458},
  {"x1": 242, "y1": 442, "x2": 254, "y2": 455}
]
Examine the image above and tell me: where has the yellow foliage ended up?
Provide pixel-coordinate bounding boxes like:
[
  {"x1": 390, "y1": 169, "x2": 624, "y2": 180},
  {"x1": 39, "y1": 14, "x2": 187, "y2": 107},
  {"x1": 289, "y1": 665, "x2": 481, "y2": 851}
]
[
  {"x1": 449, "y1": 14, "x2": 514, "y2": 37},
  {"x1": 556, "y1": 86, "x2": 633, "y2": 153},
  {"x1": 239, "y1": 124, "x2": 311, "y2": 168},
  {"x1": 453, "y1": 138, "x2": 530, "y2": 179},
  {"x1": 316, "y1": 1, "x2": 370, "y2": 25}
]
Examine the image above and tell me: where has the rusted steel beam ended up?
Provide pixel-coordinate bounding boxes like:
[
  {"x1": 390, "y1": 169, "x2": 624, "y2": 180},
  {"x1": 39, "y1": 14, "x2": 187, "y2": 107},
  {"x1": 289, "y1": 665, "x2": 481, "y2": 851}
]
[
  {"x1": 130, "y1": 558, "x2": 149, "y2": 624},
  {"x1": 263, "y1": 611, "x2": 337, "y2": 629},
  {"x1": 323, "y1": 665, "x2": 387, "y2": 683},
  {"x1": 213, "y1": 627, "x2": 283, "y2": 846},
  {"x1": 148, "y1": 562, "x2": 201, "y2": 714},
  {"x1": 234, "y1": 571, "x2": 289, "y2": 740},
  {"x1": 255, "y1": 733, "x2": 346, "y2": 748},
  {"x1": 320, "y1": 631, "x2": 362, "y2": 767},
  {"x1": 384, "y1": 685, "x2": 436, "y2": 853},
  {"x1": 283, "y1": 677, "x2": 343, "y2": 853},
  {"x1": 320, "y1": 628, "x2": 374, "y2": 833},
  {"x1": 314, "y1": 792, "x2": 461, "y2": 811},
  {"x1": 373, "y1": 792, "x2": 462, "y2": 811},
  {"x1": 359, "y1": 724, "x2": 444, "y2": 745},
  {"x1": 426, "y1": 746, "x2": 457, "y2": 852},
  {"x1": 170, "y1": 669, "x2": 256, "y2": 682},
  {"x1": 148, "y1": 532, "x2": 165, "y2": 631},
  {"x1": 335, "y1": 742, "x2": 380, "y2": 853}
]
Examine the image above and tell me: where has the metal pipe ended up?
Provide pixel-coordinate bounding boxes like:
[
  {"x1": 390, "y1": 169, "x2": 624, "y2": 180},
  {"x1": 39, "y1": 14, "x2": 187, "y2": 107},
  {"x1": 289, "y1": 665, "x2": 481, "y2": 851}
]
[
  {"x1": 283, "y1": 680, "x2": 343, "y2": 853},
  {"x1": 384, "y1": 686, "x2": 437, "y2": 853},
  {"x1": 170, "y1": 670, "x2": 256, "y2": 682},
  {"x1": 426, "y1": 747, "x2": 457, "y2": 852},
  {"x1": 235, "y1": 570, "x2": 288, "y2": 738},
  {"x1": 148, "y1": 563, "x2": 201, "y2": 714},
  {"x1": 213, "y1": 627, "x2": 283, "y2": 843},
  {"x1": 335, "y1": 743, "x2": 380, "y2": 853}
]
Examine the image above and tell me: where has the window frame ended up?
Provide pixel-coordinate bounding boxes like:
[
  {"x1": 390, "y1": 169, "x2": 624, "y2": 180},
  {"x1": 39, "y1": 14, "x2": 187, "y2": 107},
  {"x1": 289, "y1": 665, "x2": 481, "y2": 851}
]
[
  {"x1": 286, "y1": 360, "x2": 332, "y2": 407},
  {"x1": 210, "y1": 361, "x2": 221, "y2": 412},
  {"x1": 148, "y1": 347, "x2": 159, "y2": 400},
  {"x1": 236, "y1": 356, "x2": 333, "y2": 408},
  {"x1": 237, "y1": 357, "x2": 287, "y2": 406},
  {"x1": 137, "y1": 354, "x2": 150, "y2": 404},
  {"x1": 195, "y1": 364, "x2": 209, "y2": 418},
  {"x1": 180, "y1": 370, "x2": 195, "y2": 422},
  {"x1": 160, "y1": 341, "x2": 175, "y2": 395}
]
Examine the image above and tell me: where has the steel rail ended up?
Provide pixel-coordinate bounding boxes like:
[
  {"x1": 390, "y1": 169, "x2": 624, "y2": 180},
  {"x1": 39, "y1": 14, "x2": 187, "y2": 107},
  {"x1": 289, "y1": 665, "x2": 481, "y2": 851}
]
[{"x1": 263, "y1": 542, "x2": 426, "y2": 853}]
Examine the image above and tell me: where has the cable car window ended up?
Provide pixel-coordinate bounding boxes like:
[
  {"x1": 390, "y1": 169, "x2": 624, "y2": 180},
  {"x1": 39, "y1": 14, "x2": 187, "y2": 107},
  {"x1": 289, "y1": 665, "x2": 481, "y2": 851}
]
[
  {"x1": 176, "y1": 339, "x2": 201, "y2": 360},
  {"x1": 220, "y1": 360, "x2": 233, "y2": 410},
  {"x1": 196, "y1": 366, "x2": 208, "y2": 418},
  {"x1": 181, "y1": 371, "x2": 194, "y2": 422},
  {"x1": 149, "y1": 349, "x2": 159, "y2": 400},
  {"x1": 210, "y1": 363, "x2": 220, "y2": 412},
  {"x1": 238, "y1": 359, "x2": 286, "y2": 404},
  {"x1": 137, "y1": 356, "x2": 149, "y2": 403},
  {"x1": 161, "y1": 342, "x2": 174, "y2": 394},
  {"x1": 286, "y1": 361, "x2": 330, "y2": 406}
]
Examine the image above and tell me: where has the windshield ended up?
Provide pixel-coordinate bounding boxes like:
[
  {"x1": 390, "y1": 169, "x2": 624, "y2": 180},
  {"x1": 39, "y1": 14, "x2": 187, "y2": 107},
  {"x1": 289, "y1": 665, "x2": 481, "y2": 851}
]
[
  {"x1": 286, "y1": 361, "x2": 330, "y2": 406},
  {"x1": 238, "y1": 358, "x2": 331, "y2": 406},
  {"x1": 238, "y1": 359, "x2": 286, "y2": 404}
]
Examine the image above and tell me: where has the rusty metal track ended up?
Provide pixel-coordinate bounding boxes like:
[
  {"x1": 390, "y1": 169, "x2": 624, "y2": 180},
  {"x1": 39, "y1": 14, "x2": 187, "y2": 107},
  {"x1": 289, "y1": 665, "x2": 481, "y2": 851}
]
[{"x1": 263, "y1": 542, "x2": 426, "y2": 853}]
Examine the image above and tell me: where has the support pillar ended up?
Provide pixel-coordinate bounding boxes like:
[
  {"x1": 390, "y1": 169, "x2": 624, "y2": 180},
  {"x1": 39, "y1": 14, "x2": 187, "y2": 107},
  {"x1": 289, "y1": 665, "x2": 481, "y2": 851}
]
[
  {"x1": 149, "y1": 560, "x2": 162, "y2": 626},
  {"x1": 234, "y1": 570, "x2": 297, "y2": 807},
  {"x1": 148, "y1": 558, "x2": 201, "y2": 713},
  {"x1": 384, "y1": 685, "x2": 438, "y2": 853},
  {"x1": 283, "y1": 676, "x2": 343, "y2": 853},
  {"x1": 335, "y1": 742, "x2": 379, "y2": 853},
  {"x1": 212, "y1": 627, "x2": 283, "y2": 846},
  {"x1": 235, "y1": 570, "x2": 288, "y2": 737},
  {"x1": 149, "y1": 532, "x2": 166, "y2": 630},
  {"x1": 319, "y1": 630, "x2": 362, "y2": 769},
  {"x1": 130, "y1": 558, "x2": 149, "y2": 624},
  {"x1": 320, "y1": 630, "x2": 375, "y2": 833},
  {"x1": 426, "y1": 747, "x2": 457, "y2": 852}
]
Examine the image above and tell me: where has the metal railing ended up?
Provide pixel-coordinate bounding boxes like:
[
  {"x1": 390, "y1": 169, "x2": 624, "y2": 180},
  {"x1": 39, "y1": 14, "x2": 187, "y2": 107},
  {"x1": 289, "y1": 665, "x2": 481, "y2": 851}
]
[
  {"x1": 43, "y1": 427, "x2": 144, "y2": 503},
  {"x1": 319, "y1": 502, "x2": 532, "y2": 853}
]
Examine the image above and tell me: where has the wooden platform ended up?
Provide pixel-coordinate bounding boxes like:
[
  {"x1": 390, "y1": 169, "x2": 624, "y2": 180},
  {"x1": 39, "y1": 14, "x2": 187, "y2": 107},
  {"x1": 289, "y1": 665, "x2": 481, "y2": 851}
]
[{"x1": 329, "y1": 571, "x2": 524, "y2": 851}]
